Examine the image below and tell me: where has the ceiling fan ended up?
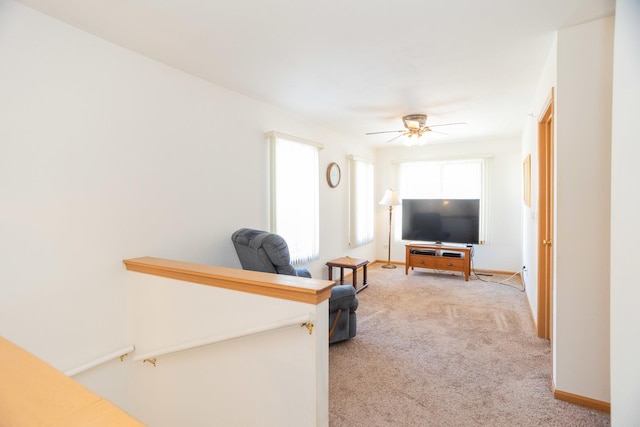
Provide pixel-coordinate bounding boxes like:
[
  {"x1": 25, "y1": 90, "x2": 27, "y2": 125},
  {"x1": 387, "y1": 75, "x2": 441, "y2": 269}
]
[{"x1": 366, "y1": 114, "x2": 466, "y2": 144}]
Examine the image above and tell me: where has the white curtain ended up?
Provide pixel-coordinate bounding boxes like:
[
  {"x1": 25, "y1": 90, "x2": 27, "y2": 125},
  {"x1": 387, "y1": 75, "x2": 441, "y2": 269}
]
[
  {"x1": 349, "y1": 156, "x2": 375, "y2": 247},
  {"x1": 267, "y1": 132, "x2": 320, "y2": 264}
]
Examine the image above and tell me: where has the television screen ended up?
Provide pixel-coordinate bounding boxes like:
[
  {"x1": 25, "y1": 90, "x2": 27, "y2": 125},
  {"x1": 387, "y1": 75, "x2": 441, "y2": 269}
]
[{"x1": 401, "y1": 199, "x2": 480, "y2": 244}]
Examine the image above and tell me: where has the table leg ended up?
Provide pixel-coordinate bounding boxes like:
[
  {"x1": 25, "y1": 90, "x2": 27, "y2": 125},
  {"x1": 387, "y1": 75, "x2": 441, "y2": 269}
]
[
  {"x1": 356, "y1": 264, "x2": 369, "y2": 293},
  {"x1": 352, "y1": 268, "x2": 357, "y2": 288},
  {"x1": 328, "y1": 266, "x2": 333, "y2": 281},
  {"x1": 339, "y1": 268, "x2": 344, "y2": 285}
]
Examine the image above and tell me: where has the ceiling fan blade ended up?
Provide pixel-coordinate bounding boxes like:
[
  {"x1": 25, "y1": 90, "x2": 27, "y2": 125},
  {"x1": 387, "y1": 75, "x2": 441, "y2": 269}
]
[
  {"x1": 365, "y1": 130, "x2": 404, "y2": 135},
  {"x1": 387, "y1": 132, "x2": 409, "y2": 143},
  {"x1": 425, "y1": 122, "x2": 467, "y2": 128}
]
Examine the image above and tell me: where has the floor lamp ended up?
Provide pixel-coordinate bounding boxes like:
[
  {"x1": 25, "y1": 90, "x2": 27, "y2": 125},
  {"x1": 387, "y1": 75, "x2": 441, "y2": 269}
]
[{"x1": 379, "y1": 189, "x2": 401, "y2": 269}]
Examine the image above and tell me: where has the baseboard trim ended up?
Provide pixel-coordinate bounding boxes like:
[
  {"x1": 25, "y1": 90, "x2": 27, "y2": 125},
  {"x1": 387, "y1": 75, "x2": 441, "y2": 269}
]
[
  {"x1": 373, "y1": 259, "x2": 401, "y2": 266},
  {"x1": 553, "y1": 388, "x2": 610, "y2": 413},
  {"x1": 370, "y1": 261, "x2": 522, "y2": 277},
  {"x1": 373, "y1": 263, "x2": 523, "y2": 279}
]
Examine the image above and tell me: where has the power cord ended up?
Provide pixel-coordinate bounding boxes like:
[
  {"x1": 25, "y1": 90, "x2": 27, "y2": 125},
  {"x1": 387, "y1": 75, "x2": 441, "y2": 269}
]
[
  {"x1": 412, "y1": 245, "x2": 526, "y2": 292},
  {"x1": 470, "y1": 253, "x2": 526, "y2": 292}
]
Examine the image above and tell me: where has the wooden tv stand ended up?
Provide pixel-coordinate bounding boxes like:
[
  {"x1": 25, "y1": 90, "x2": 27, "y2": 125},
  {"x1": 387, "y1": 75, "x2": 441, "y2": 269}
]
[{"x1": 405, "y1": 243, "x2": 472, "y2": 281}]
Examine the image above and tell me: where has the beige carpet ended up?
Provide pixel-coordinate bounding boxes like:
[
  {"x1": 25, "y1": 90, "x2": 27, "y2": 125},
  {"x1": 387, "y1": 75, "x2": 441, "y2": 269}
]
[{"x1": 329, "y1": 264, "x2": 610, "y2": 427}]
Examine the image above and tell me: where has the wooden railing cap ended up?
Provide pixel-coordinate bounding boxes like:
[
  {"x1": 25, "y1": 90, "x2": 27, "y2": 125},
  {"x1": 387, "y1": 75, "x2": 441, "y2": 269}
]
[{"x1": 123, "y1": 257, "x2": 334, "y2": 305}]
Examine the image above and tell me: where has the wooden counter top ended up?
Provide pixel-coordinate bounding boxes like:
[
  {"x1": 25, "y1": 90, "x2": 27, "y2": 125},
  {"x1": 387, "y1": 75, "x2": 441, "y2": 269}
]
[{"x1": 0, "y1": 336, "x2": 144, "y2": 426}]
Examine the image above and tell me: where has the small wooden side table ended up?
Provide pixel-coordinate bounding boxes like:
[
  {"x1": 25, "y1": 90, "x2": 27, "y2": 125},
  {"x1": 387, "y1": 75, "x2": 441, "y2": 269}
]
[{"x1": 326, "y1": 257, "x2": 369, "y2": 293}]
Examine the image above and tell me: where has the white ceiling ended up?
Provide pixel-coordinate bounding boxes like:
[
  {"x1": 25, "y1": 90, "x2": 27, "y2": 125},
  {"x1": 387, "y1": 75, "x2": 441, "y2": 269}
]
[{"x1": 15, "y1": 0, "x2": 615, "y2": 146}]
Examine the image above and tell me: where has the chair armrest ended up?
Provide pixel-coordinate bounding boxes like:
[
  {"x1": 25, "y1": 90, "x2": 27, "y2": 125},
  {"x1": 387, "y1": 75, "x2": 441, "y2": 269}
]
[{"x1": 329, "y1": 285, "x2": 358, "y2": 311}]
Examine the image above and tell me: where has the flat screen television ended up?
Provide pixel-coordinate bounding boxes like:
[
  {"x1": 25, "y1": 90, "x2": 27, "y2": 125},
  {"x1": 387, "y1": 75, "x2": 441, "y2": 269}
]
[{"x1": 401, "y1": 199, "x2": 480, "y2": 245}]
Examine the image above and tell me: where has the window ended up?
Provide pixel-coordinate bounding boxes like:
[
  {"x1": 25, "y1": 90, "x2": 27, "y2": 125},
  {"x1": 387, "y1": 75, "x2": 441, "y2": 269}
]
[
  {"x1": 349, "y1": 156, "x2": 374, "y2": 247},
  {"x1": 398, "y1": 158, "x2": 490, "y2": 243},
  {"x1": 267, "y1": 132, "x2": 320, "y2": 264}
]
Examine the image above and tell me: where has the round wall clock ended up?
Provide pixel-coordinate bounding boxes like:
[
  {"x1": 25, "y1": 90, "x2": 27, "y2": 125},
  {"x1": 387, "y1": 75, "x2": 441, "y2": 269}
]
[{"x1": 327, "y1": 162, "x2": 341, "y2": 188}]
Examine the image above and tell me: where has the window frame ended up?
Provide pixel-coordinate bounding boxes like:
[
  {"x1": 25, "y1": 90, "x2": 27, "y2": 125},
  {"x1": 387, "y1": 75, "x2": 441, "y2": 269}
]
[{"x1": 397, "y1": 157, "x2": 491, "y2": 244}]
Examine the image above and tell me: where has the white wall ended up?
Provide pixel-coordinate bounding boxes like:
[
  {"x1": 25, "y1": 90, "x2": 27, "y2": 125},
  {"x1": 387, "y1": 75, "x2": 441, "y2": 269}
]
[
  {"x1": 554, "y1": 17, "x2": 613, "y2": 403},
  {"x1": 375, "y1": 137, "x2": 522, "y2": 272},
  {"x1": 521, "y1": 16, "x2": 613, "y2": 404},
  {"x1": 610, "y1": 0, "x2": 640, "y2": 424},
  {"x1": 127, "y1": 272, "x2": 329, "y2": 427},
  {"x1": 0, "y1": 0, "x2": 374, "y2": 412}
]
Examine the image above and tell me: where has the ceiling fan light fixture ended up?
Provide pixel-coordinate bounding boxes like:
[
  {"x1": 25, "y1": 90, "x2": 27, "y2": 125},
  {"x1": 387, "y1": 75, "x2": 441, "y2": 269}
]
[
  {"x1": 402, "y1": 114, "x2": 427, "y2": 130},
  {"x1": 365, "y1": 113, "x2": 464, "y2": 144}
]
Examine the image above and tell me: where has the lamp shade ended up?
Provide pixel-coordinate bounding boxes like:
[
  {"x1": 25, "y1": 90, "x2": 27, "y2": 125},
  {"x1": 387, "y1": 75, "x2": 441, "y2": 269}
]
[{"x1": 379, "y1": 189, "x2": 401, "y2": 206}]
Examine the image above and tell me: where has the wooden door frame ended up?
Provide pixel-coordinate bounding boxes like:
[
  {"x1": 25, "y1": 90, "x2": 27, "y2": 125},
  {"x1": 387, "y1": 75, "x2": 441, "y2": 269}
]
[{"x1": 537, "y1": 88, "x2": 554, "y2": 340}]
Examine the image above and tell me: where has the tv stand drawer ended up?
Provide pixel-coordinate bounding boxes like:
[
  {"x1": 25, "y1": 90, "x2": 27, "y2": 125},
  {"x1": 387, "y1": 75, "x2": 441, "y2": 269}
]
[
  {"x1": 409, "y1": 254, "x2": 437, "y2": 269},
  {"x1": 436, "y1": 257, "x2": 465, "y2": 271}
]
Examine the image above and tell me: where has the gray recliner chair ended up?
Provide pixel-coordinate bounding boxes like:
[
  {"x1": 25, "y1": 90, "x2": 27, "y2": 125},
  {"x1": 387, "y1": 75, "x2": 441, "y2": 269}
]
[{"x1": 231, "y1": 228, "x2": 358, "y2": 344}]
